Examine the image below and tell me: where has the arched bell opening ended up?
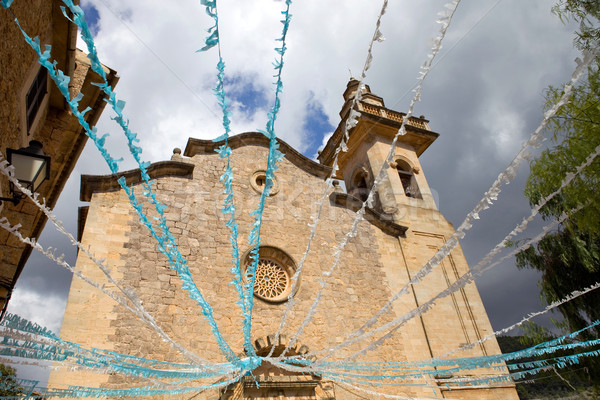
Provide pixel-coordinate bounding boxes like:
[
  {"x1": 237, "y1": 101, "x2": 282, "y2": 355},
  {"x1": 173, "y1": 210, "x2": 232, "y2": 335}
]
[
  {"x1": 349, "y1": 167, "x2": 370, "y2": 202},
  {"x1": 395, "y1": 159, "x2": 422, "y2": 199}
]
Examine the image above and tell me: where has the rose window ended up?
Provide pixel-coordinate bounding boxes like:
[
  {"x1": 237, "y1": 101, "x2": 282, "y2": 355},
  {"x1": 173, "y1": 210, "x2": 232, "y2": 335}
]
[
  {"x1": 253, "y1": 259, "x2": 291, "y2": 302},
  {"x1": 243, "y1": 246, "x2": 298, "y2": 304}
]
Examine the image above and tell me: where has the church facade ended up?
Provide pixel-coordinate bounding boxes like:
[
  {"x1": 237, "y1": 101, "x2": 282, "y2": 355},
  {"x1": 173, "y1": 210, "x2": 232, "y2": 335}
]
[{"x1": 49, "y1": 80, "x2": 519, "y2": 399}]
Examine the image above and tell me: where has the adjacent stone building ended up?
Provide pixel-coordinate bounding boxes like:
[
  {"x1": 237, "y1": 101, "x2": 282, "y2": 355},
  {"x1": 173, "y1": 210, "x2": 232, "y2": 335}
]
[
  {"x1": 0, "y1": 0, "x2": 116, "y2": 318},
  {"x1": 49, "y1": 80, "x2": 519, "y2": 399}
]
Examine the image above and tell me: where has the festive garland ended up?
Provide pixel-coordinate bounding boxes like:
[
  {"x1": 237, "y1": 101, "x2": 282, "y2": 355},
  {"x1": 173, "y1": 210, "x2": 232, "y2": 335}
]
[{"x1": 2, "y1": 0, "x2": 600, "y2": 397}]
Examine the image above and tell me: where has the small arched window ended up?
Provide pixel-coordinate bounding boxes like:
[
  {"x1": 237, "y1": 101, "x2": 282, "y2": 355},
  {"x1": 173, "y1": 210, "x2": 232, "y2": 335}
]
[
  {"x1": 351, "y1": 169, "x2": 369, "y2": 202},
  {"x1": 396, "y1": 160, "x2": 422, "y2": 199}
]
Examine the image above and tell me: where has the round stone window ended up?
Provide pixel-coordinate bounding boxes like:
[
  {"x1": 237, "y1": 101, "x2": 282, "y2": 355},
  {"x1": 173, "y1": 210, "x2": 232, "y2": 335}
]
[
  {"x1": 244, "y1": 246, "x2": 298, "y2": 303},
  {"x1": 254, "y1": 258, "x2": 291, "y2": 302},
  {"x1": 250, "y1": 170, "x2": 279, "y2": 196}
]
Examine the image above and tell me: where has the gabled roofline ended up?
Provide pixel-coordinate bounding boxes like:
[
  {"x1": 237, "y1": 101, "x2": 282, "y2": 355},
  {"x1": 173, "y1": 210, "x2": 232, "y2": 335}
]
[{"x1": 184, "y1": 132, "x2": 332, "y2": 179}]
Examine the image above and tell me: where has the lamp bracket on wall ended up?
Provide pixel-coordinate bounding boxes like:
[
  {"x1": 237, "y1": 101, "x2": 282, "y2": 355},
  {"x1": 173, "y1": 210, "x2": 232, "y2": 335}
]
[{"x1": 0, "y1": 141, "x2": 50, "y2": 207}]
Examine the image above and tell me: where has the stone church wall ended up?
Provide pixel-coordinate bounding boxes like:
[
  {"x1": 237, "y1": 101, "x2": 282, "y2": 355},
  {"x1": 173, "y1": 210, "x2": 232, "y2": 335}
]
[
  {"x1": 50, "y1": 137, "x2": 518, "y2": 399},
  {"x1": 51, "y1": 143, "x2": 414, "y2": 398}
]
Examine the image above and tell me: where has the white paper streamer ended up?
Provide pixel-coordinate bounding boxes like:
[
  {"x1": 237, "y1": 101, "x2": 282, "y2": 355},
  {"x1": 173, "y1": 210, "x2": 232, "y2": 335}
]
[
  {"x1": 309, "y1": 204, "x2": 583, "y2": 368},
  {"x1": 277, "y1": 0, "x2": 461, "y2": 359},
  {"x1": 440, "y1": 280, "x2": 600, "y2": 361},
  {"x1": 267, "y1": 0, "x2": 391, "y2": 359},
  {"x1": 335, "y1": 380, "x2": 443, "y2": 400},
  {"x1": 0, "y1": 152, "x2": 216, "y2": 367},
  {"x1": 303, "y1": 45, "x2": 600, "y2": 364}
]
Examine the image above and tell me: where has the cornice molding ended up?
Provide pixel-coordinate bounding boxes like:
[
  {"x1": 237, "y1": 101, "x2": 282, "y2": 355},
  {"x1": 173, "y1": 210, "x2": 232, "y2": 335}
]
[
  {"x1": 329, "y1": 192, "x2": 407, "y2": 237},
  {"x1": 80, "y1": 161, "x2": 194, "y2": 201}
]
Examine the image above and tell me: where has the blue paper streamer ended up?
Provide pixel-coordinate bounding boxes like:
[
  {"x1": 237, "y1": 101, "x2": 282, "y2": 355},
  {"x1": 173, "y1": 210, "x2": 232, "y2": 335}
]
[
  {"x1": 7, "y1": 1, "x2": 600, "y2": 396},
  {"x1": 242, "y1": 0, "x2": 292, "y2": 359},
  {"x1": 268, "y1": 321, "x2": 600, "y2": 386},
  {"x1": 194, "y1": 0, "x2": 292, "y2": 358},
  {"x1": 195, "y1": 0, "x2": 249, "y2": 354},
  {"x1": 0, "y1": 314, "x2": 238, "y2": 381},
  {"x1": 48, "y1": 0, "x2": 240, "y2": 366},
  {"x1": 23, "y1": 373, "x2": 241, "y2": 398},
  {"x1": 2, "y1": 315, "x2": 600, "y2": 394},
  {"x1": 197, "y1": 0, "x2": 220, "y2": 52}
]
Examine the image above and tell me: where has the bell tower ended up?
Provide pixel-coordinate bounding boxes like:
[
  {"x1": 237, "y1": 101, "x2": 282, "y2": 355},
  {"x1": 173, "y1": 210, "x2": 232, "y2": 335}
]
[
  {"x1": 319, "y1": 80, "x2": 517, "y2": 399},
  {"x1": 318, "y1": 79, "x2": 440, "y2": 228}
]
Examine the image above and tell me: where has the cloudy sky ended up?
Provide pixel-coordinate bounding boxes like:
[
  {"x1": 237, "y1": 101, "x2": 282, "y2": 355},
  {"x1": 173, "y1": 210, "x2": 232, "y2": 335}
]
[{"x1": 6, "y1": 0, "x2": 585, "y2": 382}]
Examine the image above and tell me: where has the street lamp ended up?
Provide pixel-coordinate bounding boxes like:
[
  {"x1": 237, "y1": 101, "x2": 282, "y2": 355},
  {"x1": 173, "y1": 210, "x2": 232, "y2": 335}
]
[{"x1": 1, "y1": 140, "x2": 51, "y2": 206}]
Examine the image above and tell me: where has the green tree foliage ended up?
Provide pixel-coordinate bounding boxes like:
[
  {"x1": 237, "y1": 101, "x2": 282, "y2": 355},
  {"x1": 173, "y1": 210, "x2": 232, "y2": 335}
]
[
  {"x1": 523, "y1": 60, "x2": 600, "y2": 234},
  {"x1": 518, "y1": 60, "x2": 600, "y2": 334},
  {"x1": 516, "y1": 228, "x2": 600, "y2": 338},
  {"x1": 552, "y1": 0, "x2": 600, "y2": 50},
  {"x1": 515, "y1": 8, "x2": 600, "y2": 388},
  {"x1": 0, "y1": 363, "x2": 22, "y2": 397}
]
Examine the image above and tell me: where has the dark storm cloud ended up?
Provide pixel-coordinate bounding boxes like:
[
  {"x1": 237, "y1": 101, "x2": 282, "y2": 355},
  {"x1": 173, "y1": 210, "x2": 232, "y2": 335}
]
[{"x1": 385, "y1": 1, "x2": 581, "y2": 332}]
